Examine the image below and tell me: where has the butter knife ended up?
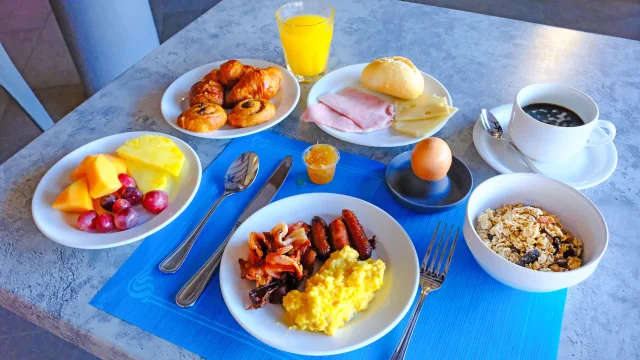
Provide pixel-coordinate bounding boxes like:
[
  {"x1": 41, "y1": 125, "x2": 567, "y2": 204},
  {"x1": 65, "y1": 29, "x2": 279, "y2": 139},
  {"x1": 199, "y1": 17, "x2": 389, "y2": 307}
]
[{"x1": 175, "y1": 156, "x2": 293, "y2": 307}]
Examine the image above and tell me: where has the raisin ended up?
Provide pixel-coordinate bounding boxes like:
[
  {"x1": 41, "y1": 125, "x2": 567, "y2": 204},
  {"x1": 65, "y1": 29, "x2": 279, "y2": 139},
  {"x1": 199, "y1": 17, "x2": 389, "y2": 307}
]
[
  {"x1": 517, "y1": 248, "x2": 540, "y2": 266},
  {"x1": 554, "y1": 258, "x2": 568, "y2": 268},
  {"x1": 552, "y1": 237, "x2": 562, "y2": 252},
  {"x1": 564, "y1": 248, "x2": 576, "y2": 258},
  {"x1": 487, "y1": 233, "x2": 494, "y2": 240}
]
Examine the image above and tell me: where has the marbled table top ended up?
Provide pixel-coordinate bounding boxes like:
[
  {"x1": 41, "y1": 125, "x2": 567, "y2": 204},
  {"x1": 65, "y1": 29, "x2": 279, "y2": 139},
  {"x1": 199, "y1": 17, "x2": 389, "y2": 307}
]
[{"x1": 1, "y1": 0, "x2": 639, "y2": 359}]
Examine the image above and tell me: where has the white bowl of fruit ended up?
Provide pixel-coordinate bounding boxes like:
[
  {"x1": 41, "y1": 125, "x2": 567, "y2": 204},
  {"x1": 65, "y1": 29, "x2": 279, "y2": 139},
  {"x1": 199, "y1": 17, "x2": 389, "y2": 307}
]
[{"x1": 32, "y1": 132, "x2": 201, "y2": 249}]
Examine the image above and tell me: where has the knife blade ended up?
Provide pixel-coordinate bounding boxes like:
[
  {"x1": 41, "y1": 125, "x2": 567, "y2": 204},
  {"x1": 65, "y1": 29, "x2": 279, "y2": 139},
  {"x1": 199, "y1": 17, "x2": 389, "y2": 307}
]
[
  {"x1": 237, "y1": 155, "x2": 292, "y2": 224},
  {"x1": 175, "y1": 156, "x2": 293, "y2": 307}
]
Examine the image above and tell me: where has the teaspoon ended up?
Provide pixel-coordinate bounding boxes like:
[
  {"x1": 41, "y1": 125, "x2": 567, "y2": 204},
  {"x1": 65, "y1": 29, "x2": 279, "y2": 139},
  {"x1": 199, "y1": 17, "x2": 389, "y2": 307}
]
[
  {"x1": 480, "y1": 109, "x2": 543, "y2": 175},
  {"x1": 159, "y1": 152, "x2": 259, "y2": 273}
]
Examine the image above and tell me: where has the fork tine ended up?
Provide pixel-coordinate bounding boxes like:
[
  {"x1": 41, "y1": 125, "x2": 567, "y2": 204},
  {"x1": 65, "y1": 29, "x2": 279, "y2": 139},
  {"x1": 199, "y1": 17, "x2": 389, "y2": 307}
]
[
  {"x1": 442, "y1": 227, "x2": 460, "y2": 276},
  {"x1": 427, "y1": 224, "x2": 448, "y2": 273},
  {"x1": 421, "y1": 222, "x2": 440, "y2": 271},
  {"x1": 434, "y1": 225, "x2": 454, "y2": 275}
]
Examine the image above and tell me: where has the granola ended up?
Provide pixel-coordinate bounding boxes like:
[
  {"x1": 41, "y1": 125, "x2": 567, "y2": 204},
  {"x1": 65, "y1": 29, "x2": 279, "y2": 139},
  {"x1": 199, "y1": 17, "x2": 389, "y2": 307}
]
[{"x1": 475, "y1": 204, "x2": 583, "y2": 272}]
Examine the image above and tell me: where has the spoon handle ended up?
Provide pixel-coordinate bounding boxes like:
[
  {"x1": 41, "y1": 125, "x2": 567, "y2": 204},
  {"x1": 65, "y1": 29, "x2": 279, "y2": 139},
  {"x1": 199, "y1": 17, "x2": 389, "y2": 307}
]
[
  {"x1": 506, "y1": 140, "x2": 543, "y2": 175},
  {"x1": 159, "y1": 191, "x2": 232, "y2": 274},
  {"x1": 175, "y1": 222, "x2": 239, "y2": 307}
]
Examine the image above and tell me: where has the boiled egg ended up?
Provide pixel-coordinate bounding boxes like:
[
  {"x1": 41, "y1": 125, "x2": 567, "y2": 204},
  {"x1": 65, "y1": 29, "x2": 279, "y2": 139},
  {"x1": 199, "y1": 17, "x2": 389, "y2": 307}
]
[{"x1": 410, "y1": 137, "x2": 452, "y2": 181}]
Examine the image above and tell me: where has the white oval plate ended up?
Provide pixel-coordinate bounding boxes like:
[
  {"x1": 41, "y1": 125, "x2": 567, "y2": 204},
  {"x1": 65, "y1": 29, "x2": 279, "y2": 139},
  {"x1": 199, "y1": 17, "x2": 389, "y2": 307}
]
[
  {"x1": 473, "y1": 104, "x2": 618, "y2": 190},
  {"x1": 32, "y1": 132, "x2": 202, "y2": 249},
  {"x1": 161, "y1": 59, "x2": 300, "y2": 139},
  {"x1": 307, "y1": 63, "x2": 453, "y2": 147},
  {"x1": 220, "y1": 193, "x2": 419, "y2": 356}
]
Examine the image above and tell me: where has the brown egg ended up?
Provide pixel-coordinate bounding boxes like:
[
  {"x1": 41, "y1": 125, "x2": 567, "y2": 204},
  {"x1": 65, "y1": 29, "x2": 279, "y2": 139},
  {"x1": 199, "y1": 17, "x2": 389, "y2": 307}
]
[{"x1": 411, "y1": 137, "x2": 452, "y2": 181}]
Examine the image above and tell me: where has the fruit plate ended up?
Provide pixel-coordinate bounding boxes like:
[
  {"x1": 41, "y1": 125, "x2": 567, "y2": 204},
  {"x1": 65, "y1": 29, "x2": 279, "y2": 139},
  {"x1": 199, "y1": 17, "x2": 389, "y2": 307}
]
[
  {"x1": 32, "y1": 132, "x2": 202, "y2": 249},
  {"x1": 220, "y1": 193, "x2": 419, "y2": 356},
  {"x1": 161, "y1": 59, "x2": 300, "y2": 139},
  {"x1": 307, "y1": 63, "x2": 453, "y2": 147}
]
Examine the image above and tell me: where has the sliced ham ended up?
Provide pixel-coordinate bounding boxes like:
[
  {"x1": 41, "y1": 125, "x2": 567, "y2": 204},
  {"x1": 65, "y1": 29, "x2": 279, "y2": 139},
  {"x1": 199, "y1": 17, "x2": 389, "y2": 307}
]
[
  {"x1": 301, "y1": 103, "x2": 364, "y2": 133},
  {"x1": 317, "y1": 88, "x2": 394, "y2": 131}
]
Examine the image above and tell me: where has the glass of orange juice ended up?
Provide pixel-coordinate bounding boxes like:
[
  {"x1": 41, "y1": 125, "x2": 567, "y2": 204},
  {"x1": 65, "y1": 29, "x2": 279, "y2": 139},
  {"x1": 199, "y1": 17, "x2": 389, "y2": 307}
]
[{"x1": 276, "y1": 1, "x2": 335, "y2": 82}]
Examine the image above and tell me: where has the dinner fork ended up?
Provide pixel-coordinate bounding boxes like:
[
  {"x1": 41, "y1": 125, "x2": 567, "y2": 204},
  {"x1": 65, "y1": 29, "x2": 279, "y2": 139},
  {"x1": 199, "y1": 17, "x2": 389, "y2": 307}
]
[{"x1": 390, "y1": 223, "x2": 459, "y2": 360}]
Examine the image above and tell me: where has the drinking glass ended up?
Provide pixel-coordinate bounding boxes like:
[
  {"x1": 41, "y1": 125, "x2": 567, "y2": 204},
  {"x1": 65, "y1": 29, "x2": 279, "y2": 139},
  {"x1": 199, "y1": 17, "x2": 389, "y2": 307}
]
[{"x1": 276, "y1": 1, "x2": 335, "y2": 82}]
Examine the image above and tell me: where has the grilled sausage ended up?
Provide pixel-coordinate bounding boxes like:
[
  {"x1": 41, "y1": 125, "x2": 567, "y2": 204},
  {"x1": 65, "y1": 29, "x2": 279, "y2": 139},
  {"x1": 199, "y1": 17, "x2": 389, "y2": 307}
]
[
  {"x1": 310, "y1": 216, "x2": 331, "y2": 259},
  {"x1": 342, "y1": 209, "x2": 373, "y2": 260},
  {"x1": 329, "y1": 218, "x2": 350, "y2": 252}
]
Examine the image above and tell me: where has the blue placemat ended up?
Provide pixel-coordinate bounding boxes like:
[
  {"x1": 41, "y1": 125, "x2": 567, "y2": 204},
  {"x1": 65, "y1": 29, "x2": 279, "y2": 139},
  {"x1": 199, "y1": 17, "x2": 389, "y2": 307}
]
[{"x1": 91, "y1": 132, "x2": 566, "y2": 360}]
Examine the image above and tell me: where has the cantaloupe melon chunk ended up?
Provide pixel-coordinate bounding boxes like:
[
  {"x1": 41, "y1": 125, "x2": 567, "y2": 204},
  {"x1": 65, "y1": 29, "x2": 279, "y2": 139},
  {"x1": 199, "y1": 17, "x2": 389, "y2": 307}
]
[
  {"x1": 52, "y1": 178, "x2": 94, "y2": 213},
  {"x1": 70, "y1": 154, "x2": 127, "y2": 180},
  {"x1": 86, "y1": 154, "x2": 122, "y2": 199}
]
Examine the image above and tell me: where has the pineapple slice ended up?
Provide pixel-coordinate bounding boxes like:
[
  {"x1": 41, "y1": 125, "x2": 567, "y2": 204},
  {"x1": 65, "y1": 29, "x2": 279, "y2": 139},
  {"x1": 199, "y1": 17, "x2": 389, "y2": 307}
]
[
  {"x1": 125, "y1": 160, "x2": 169, "y2": 193},
  {"x1": 116, "y1": 135, "x2": 185, "y2": 177}
]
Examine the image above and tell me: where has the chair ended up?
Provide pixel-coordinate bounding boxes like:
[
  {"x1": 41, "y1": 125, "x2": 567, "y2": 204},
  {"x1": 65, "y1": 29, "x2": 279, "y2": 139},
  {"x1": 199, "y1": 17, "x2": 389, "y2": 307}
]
[{"x1": 0, "y1": 43, "x2": 54, "y2": 131}]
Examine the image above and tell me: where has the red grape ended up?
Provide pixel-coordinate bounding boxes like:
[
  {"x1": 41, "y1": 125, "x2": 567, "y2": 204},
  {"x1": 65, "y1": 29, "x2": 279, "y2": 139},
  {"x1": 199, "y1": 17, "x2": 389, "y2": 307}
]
[
  {"x1": 95, "y1": 213, "x2": 115, "y2": 233},
  {"x1": 77, "y1": 210, "x2": 98, "y2": 231},
  {"x1": 142, "y1": 190, "x2": 168, "y2": 213},
  {"x1": 118, "y1": 174, "x2": 137, "y2": 192},
  {"x1": 114, "y1": 208, "x2": 139, "y2": 230},
  {"x1": 112, "y1": 199, "x2": 131, "y2": 213},
  {"x1": 100, "y1": 194, "x2": 118, "y2": 212},
  {"x1": 121, "y1": 187, "x2": 143, "y2": 205}
]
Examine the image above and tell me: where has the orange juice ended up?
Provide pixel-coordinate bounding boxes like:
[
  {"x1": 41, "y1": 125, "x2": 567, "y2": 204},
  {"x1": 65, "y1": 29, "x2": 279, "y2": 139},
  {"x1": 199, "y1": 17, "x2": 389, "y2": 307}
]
[{"x1": 277, "y1": 14, "x2": 334, "y2": 78}]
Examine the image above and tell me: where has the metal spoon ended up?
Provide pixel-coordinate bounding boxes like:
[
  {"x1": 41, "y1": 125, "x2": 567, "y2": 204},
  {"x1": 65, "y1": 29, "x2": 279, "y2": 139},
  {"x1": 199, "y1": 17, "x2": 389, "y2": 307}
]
[
  {"x1": 480, "y1": 109, "x2": 543, "y2": 175},
  {"x1": 159, "y1": 152, "x2": 259, "y2": 273}
]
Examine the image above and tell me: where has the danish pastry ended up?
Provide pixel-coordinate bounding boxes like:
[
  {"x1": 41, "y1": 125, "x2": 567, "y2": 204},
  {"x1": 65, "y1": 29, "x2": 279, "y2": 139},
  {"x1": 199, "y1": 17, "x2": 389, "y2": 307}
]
[
  {"x1": 189, "y1": 80, "x2": 224, "y2": 107},
  {"x1": 228, "y1": 99, "x2": 276, "y2": 128},
  {"x1": 177, "y1": 103, "x2": 227, "y2": 132}
]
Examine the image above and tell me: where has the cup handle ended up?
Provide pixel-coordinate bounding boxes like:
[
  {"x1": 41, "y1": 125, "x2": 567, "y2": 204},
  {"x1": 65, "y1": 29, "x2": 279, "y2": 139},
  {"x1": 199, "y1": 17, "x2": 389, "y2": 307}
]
[{"x1": 586, "y1": 120, "x2": 616, "y2": 146}]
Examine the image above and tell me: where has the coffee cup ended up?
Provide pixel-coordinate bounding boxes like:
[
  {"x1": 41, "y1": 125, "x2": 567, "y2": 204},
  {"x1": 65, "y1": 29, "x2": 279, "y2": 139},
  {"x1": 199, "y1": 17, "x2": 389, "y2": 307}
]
[{"x1": 508, "y1": 83, "x2": 616, "y2": 163}]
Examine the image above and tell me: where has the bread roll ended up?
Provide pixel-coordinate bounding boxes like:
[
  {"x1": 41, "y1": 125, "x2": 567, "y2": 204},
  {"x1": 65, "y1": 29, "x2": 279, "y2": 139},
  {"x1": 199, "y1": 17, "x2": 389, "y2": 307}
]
[{"x1": 360, "y1": 57, "x2": 424, "y2": 100}]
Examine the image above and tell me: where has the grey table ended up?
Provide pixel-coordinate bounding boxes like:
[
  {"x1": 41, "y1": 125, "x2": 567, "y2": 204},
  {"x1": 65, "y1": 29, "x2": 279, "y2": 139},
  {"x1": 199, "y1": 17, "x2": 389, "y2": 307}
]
[{"x1": 1, "y1": 0, "x2": 638, "y2": 359}]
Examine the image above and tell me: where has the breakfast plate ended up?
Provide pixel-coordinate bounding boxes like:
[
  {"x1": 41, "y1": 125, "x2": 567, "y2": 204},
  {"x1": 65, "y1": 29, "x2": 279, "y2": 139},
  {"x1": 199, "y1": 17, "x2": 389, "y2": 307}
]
[
  {"x1": 32, "y1": 132, "x2": 201, "y2": 249},
  {"x1": 473, "y1": 104, "x2": 618, "y2": 190},
  {"x1": 307, "y1": 63, "x2": 453, "y2": 147},
  {"x1": 161, "y1": 59, "x2": 300, "y2": 139},
  {"x1": 219, "y1": 193, "x2": 419, "y2": 355}
]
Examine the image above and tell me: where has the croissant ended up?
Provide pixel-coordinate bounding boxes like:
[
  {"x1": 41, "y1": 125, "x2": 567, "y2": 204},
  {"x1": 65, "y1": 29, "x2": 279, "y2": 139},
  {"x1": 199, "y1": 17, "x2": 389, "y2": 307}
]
[
  {"x1": 225, "y1": 67, "x2": 283, "y2": 108},
  {"x1": 202, "y1": 69, "x2": 219, "y2": 83},
  {"x1": 228, "y1": 99, "x2": 276, "y2": 128},
  {"x1": 189, "y1": 80, "x2": 224, "y2": 107},
  {"x1": 177, "y1": 103, "x2": 227, "y2": 132},
  {"x1": 218, "y1": 60, "x2": 255, "y2": 88}
]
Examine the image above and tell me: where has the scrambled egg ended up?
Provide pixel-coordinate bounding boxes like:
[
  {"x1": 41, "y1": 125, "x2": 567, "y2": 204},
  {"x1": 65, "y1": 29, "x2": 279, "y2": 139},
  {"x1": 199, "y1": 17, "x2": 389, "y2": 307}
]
[{"x1": 282, "y1": 246, "x2": 386, "y2": 335}]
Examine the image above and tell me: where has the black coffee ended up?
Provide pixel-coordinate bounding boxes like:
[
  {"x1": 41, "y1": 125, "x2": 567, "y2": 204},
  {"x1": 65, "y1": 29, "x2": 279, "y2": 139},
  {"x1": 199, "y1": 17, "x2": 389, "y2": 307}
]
[{"x1": 522, "y1": 103, "x2": 584, "y2": 127}]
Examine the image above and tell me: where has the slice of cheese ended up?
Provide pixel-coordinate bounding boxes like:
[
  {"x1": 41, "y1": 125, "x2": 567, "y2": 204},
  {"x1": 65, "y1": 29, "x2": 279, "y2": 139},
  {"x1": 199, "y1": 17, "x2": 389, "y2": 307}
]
[
  {"x1": 393, "y1": 108, "x2": 459, "y2": 137},
  {"x1": 395, "y1": 93, "x2": 453, "y2": 121}
]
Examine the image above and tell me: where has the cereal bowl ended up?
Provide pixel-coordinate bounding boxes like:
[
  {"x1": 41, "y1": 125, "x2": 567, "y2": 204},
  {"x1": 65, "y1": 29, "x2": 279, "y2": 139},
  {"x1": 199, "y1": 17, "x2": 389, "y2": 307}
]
[{"x1": 463, "y1": 173, "x2": 608, "y2": 292}]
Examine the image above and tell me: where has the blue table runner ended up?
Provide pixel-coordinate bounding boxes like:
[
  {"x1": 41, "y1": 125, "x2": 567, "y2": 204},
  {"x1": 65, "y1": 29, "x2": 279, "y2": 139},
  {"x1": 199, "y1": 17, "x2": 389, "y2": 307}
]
[{"x1": 91, "y1": 132, "x2": 566, "y2": 359}]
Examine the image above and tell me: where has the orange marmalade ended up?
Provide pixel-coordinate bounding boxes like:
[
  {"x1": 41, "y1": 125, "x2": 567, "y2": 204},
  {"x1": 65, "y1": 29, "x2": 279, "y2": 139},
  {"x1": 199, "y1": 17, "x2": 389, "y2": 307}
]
[{"x1": 302, "y1": 144, "x2": 340, "y2": 184}]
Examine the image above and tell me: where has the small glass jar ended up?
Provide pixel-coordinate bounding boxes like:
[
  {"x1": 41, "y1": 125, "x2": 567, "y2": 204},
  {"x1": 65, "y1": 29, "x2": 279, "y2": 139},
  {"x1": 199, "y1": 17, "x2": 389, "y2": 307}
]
[{"x1": 302, "y1": 144, "x2": 340, "y2": 184}]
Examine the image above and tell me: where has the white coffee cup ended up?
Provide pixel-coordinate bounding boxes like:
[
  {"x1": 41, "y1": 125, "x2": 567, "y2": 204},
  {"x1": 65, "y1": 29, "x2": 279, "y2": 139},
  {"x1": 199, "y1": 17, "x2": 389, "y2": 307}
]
[{"x1": 508, "y1": 83, "x2": 616, "y2": 163}]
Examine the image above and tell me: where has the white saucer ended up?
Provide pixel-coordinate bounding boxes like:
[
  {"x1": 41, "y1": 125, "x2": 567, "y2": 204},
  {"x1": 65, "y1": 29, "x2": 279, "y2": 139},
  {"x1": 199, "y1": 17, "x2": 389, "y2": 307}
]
[{"x1": 472, "y1": 104, "x2": 617, "y2": 190}]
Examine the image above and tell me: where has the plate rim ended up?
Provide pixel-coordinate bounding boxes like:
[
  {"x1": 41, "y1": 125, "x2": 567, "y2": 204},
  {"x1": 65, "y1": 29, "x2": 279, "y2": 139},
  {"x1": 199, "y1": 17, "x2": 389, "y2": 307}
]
[
  {"x1": 31, "y1": 131, "x2": 202, "y2": 249},
  {"x1": 472, "y1": 104, "x2": 618, "y2": 190},
  {"x1": 307, "y1": 63, "x2": 453, "y2": 147},
  {"x1": 161, "y1": 59, "x2": 301, "y2": 139},
  {"x1": 219, "y1": 193, "x2": 419, "y2": 356}
]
